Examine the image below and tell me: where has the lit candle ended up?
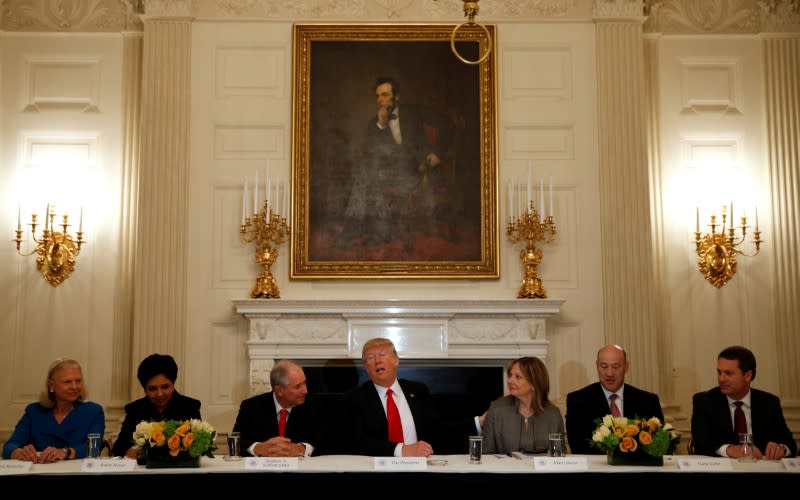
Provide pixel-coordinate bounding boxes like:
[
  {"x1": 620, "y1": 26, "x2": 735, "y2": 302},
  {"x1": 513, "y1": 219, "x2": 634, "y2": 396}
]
[
  {"x1": 253, "y1": 170, "x2": 259, "y2": 214},
  {"x1": 241, "y1": 179, "x2": 247, "y2": 224},
  {"x1": 79, "y1": 206, "x2": 83, "y2": 233},
  {"x1": 696, "y1": 206, "x2": 699, "y2": 232},
  {"x1": 507, "y1": 179, "x2": 513, "y2": 221},
  {"x1": 17, "y1": 204, "x2": 21, "y2": 231},
  {"x1": 549, "y1": 176, "x2": 553, "y2": 219},
  {"x1": 539, "y1": 177, "x2": 544, "y2": 222},
  {"x1": 527, "y1": 162, "x2": 532, "y2": 209}
]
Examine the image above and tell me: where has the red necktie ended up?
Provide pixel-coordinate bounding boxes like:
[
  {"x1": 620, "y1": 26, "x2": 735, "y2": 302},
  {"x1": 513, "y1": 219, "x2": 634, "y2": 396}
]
[
  {"x1": 733, "y1": 401, "x2": 747, "y2": 434},
  {"x1": 609, "y1": 394, "x2": 621, "y2": 417},
  {"x1": 386, "y1": 388, "x2": 404, "y2": 443},
  {"x1": 278, "y1": 408, "x2": 288, "y2": 437}
]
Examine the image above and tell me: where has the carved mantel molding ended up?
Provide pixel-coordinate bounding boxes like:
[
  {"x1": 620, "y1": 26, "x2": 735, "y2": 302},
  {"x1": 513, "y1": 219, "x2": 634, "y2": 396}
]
[{"x1": 233, "y1": 299, "x2": 564, "y2": 394}]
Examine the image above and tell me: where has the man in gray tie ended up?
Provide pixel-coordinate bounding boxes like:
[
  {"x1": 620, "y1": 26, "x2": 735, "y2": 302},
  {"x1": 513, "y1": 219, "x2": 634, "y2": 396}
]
[{"x1": 565, "y1": 344, "x2": 664, "y2": 454}]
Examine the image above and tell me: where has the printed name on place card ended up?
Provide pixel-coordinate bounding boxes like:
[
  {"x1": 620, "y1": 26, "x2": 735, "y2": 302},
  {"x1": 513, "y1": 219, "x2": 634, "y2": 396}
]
[
  {"x1": 374, "y1": 457, "x2": 428, "y2": 471},
  {"x1": 0, "y1": 461, "x2": 33, "y2": 475},
  {"x1": 676, "y1": 457, "x2": 734, "y2": 471},
  {"x1": 533, "y1": 456, "x2": 589, "y2": 471},
  {"x1": 244, "y1": 457, "x2": 299, "y2": 470},
  {"x1": 81, "y1": 458, "x2": 138, "y2": 472}
]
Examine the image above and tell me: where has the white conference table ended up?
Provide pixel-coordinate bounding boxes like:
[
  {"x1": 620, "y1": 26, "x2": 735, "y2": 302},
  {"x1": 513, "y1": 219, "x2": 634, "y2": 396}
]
[
  {"x1": 2, "y1": 453, "x2": 794, "y2": 474},
  {"x1": 3, "y1": 453, "x2": 797, "y2": 492}
]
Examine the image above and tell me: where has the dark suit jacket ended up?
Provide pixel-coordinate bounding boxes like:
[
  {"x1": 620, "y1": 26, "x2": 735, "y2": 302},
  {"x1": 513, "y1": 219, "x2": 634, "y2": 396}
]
[
  {"x1": 364, "y1": 104, "x2": 447, "y2": 169},
  {"x1": 565, "y1": 382, "x2": 663, "y2": 455},
  {"x1": 691, "y1": 386, "x2": 797, "y2": 457},
  {"x1": 111, "y1": 391, "x2": 201, "y2": 456},
  {"x1": 232, "y1": 391, "x2": 320, "y2": 456},
  {"x1": 344, "y1": 379, "x2": 469, "y2": 456}
]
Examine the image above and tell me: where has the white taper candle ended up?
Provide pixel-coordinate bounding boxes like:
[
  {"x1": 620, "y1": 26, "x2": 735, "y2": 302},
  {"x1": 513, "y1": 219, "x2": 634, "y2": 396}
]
[
  {"x1": 507, "y1": 179, "x2": 512, "y2": 222},
  {"x1": 549, "y1": 176, "x2": 553, "y2": 219},
  {"x1": 527, "y1": 162, "x2": 532, "y2": 210},
  {"x1": 539, "y1": 177, "x2": 544, "y2": 222},
  {"x1": 242, "y1": 179, "x2": 247, "y2": 224},
  {"x1": 253, "y1": 170, "x2": 259, "y2": 214}
]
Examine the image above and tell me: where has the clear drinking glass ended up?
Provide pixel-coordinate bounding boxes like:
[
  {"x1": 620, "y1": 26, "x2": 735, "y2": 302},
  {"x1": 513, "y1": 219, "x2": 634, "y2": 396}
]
[
  {"x1": 224, "y1": 431, "x2": 242, "y2": 461},
  {"x1": 547, "y1": 432, "x2": 564, "y2": 457},
  {"x1": 468, "y1": 435, "x2": 483, "y2": 464},
  {"x1": 86, "y1": 433, "x2": 102, "y2": 458},
  {"x1": 738, "y1": 433, "x2": 755, "y2": 462}
]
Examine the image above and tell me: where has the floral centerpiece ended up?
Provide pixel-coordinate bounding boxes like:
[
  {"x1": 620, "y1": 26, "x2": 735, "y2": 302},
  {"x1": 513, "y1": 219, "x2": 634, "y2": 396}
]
[
  {"x1": 133, "y1": 419, "x2": 216, "y2": 469},
  {"x1": 590, "y1": 415, "x2": 680, "y2": 466}
]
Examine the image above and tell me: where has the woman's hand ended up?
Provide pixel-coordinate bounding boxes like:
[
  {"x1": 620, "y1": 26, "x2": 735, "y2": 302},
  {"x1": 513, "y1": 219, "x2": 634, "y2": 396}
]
[
  {"x1": 10, "y1": 444, "x2": 38, "y2": 462},
  {"x1": 37, "y1": 445, "x2": 69, "y2": 463}
]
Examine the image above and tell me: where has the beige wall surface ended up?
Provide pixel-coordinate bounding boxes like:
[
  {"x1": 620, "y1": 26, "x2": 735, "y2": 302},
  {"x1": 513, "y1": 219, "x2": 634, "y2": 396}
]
[{"x1": 1, "y1": 0, "x2": 797, "y2": 447}]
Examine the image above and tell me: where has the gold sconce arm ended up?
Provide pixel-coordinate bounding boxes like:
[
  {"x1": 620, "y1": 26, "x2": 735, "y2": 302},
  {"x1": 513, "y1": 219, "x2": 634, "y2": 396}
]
[
  {"x1": 14, "y1": 208, "x2": 86, "y2": 287},
  {"x1": 437, "y1": 0, "x2": 492, "y2": 65}
]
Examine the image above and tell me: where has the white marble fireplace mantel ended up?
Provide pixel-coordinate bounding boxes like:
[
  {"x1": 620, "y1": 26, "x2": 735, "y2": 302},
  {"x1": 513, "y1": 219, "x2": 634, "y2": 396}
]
[{"x1": 233, "y1": 299, "x2": 565, "y2": 394}]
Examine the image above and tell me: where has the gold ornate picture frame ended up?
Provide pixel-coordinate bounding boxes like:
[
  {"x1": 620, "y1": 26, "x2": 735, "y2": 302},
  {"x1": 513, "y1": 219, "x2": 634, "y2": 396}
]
[{"x1": 290, "y1": 23, "x2": 497, "y2": 279}]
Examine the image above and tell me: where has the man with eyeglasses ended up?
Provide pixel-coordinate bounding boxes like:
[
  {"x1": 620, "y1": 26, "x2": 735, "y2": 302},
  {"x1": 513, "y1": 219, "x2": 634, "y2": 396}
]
[{"x1": 343, "y1": 337, "x2": 482, "y2": 457}]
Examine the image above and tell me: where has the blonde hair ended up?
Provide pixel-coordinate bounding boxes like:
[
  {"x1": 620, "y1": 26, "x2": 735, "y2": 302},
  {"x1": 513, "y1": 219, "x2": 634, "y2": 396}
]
[
  {"x1": 361, "y1": 338, "x2": 398, "y2": 361},
  {"x1": 39, "y1": 358, "x2": 88, "y2": 408}
]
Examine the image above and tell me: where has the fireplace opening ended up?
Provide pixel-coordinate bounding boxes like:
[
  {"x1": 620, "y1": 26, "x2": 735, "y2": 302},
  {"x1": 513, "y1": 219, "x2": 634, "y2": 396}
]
[{"x1": 301, "y1": 359, "x2": 506, "y2": 454}]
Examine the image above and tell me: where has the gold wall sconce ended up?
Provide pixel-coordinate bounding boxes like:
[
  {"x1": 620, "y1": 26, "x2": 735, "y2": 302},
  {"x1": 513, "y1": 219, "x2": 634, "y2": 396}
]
[
  {"x1": 14, "y1": 204, "x2": 85, "y2": 287},
  {"x1": 694, "y1": 203, "x2": 762, "y2": 288},
  {"x1": 436, "y1": 0, "x2": 492, "y2": 65}
]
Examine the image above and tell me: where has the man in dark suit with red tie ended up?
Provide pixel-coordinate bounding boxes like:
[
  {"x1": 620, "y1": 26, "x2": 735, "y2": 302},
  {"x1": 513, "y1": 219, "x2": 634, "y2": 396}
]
[
  {"x1": 232, "y1": 359, "x2": 319, "y2": 457},
  {"x1": 691, "y1": 345, "x2": 796, "y2": 459},
  {"x1": 343, "y1": 338, "x2": 440, "y2": 457},
  {"x1": 343, "y1": 337, "x2": 480, "y2": 457},
  {"x1": 565, "y1": 344, "x2": 664, "y2": 454}
]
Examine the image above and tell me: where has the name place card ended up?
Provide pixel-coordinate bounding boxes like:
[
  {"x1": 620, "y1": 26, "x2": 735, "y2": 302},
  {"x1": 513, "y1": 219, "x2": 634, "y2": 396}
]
[
  {"x1": 533, "y1": 456, "x2": 589, "y2": 471},
  {"x1": 676, "y1": 457, "x2": 733, "y2": 471},
  {"x1": 782, "y1": 458, "x2": 800, "y2": 472},
  {"x1": 374, "y1": 457, "x2": 427, "y2": 471},
  {"x1": 244, "y1": 457, "x2": 299, "y2": 470},
  {"x1": 81, "y1": 458, "x2": 138, "y2": 472},
  {"x1": 0, "y1": 461, "x2": 32, "y2": 475}
]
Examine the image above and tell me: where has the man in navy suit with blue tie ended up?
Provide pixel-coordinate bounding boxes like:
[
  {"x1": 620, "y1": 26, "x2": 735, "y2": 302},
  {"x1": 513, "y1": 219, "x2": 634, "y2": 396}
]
[{"x1": 565, "y1": 344, "x2": 664, "y2": 454}]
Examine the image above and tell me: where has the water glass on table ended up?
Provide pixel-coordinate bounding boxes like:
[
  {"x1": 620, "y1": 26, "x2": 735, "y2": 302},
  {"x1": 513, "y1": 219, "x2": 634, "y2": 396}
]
[
  {"x1": 547, "y1": 432, "x2": 564, "y2": 457},
  {"x1": 86, "y1": 433, "x2": 102, "y2": 458},
  {"x1": 738, "y1": 433, "x2": 755, "y2": 462},
  {"x1": 224, "y1": 431, "x2": 242, "y2": 461},
  {"x1": 468, "y1": 435, "x2": 483, "y2": 464}
]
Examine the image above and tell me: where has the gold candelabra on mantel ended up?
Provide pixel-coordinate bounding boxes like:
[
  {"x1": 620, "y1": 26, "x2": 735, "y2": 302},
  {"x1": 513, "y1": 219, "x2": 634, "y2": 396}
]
[
  {"x1": 507, "y1": 202, "x2": 557, "y2": 298},
  {"x1": 14, "y1": 204, "x2": 85, "y2": 287},
  {"x1": 240, "y1": 201, "x2": 290, "y2": 299},
  {"x1": 694, "y1": 204, "x2": 762, "y2": 288}
]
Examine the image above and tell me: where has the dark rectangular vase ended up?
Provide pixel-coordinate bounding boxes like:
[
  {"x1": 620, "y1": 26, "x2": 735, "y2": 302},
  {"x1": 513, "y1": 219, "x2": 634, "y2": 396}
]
[
  {"x1": 606, "y1": 450, "x2": 664, "y2": 466},
  {"x1": 145, "y1": 452, "x2": 201, "y2": 469}
]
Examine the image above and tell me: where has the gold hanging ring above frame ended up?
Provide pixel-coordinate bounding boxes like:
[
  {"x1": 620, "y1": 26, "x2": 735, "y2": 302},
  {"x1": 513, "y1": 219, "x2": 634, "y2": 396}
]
[{"x1": 450, "y1": 21, "x2": 492, "y2": 65}]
